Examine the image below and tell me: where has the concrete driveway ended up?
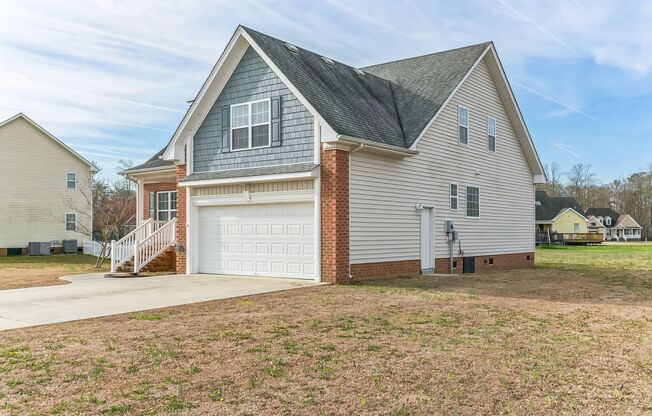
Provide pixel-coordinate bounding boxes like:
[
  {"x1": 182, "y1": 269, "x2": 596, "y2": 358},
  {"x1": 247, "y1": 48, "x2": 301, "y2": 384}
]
[{"x1": 0, "y1": 274, "x2": 317, "y2": 331}]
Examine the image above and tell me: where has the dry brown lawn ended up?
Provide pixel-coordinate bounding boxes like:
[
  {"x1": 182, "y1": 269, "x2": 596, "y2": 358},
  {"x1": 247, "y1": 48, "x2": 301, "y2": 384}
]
[
  {"x1": 0, "y1": 254, "x2": 109, "y2": 290},
  {"x1": 1, "y1": 261, "x2": 652, "y2": 415}
]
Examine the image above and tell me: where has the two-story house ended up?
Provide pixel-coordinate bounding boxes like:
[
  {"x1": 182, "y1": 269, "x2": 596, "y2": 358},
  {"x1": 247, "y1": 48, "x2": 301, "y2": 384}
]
[
  {"x1": 585, "y1": 208, "x2": 643, "y2": 241},
  {"x1": 118, "y1": 25, "x2": 545, "y2": 282},
  {"x1": 0, "y1": 113, "x2": 96, "y2": 255}
]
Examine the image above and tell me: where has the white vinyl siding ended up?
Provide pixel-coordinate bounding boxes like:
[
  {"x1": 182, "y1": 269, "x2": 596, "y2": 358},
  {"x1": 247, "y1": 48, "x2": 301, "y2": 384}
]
[
  {"x1": 349, "y1": 57, "x2": 534, "y2": 263},
  {"x1": 0, "y1": 117, "x2": 92, "y2": 248}
]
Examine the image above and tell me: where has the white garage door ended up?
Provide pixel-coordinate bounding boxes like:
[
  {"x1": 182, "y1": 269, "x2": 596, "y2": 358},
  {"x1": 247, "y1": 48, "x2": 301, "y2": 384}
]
[{"x1": 197, "y1": 202, "x2": 315, "y2": 279}]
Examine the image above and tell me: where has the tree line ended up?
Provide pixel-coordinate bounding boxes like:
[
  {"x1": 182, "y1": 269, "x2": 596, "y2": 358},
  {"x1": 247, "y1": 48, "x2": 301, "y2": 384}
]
[{"x1": 539, "y1": 162, "x2": 652, "y2": 239}]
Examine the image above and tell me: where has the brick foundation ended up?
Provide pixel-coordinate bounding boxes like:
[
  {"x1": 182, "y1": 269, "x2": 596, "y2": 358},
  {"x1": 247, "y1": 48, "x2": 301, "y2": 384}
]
[
  {"x1": 350, "y1": 260, "x2": 421, "y2": 281},
  {"x1": 143, "y1": 182, "x2": 177, "y2": 220},
  {"x1": 320, "y1": 148, "x2": 349, "y2": 284},
  {"x1": 175, "y1": 164, "x2": 187, "y2": 274},
  {"x1": 348, "y1": 252, "x2": 535, "y2": 281},
  {"x1": 433, "y1": 252, "x2": 535, "y2": 274}
]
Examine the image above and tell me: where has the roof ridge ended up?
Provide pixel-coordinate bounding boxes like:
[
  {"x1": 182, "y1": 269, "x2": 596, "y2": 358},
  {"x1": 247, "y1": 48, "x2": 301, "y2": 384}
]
[
  {"x1": 240, "y1": 26, "x2": 391, "y2": 83},
  {"x1": 361, "y1": 41, "x2": 492, "y2": 70}
]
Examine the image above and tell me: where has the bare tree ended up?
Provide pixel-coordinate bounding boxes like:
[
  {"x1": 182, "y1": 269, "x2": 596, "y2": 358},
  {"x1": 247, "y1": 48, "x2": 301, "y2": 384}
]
[
  {"x1": 542, "y1": 162, "x2": 564, "y2": 196},
  {"x1": 566, "y1": 163, "x2": 597, "y2": 208},
  {"x1": 63, "y1": 165, "x2": 136, "y2": 267}
]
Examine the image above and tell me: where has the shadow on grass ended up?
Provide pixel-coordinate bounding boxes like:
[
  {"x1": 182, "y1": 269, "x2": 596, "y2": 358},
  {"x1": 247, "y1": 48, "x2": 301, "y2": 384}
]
[{"x1": 352, "y1": 265, "x2": 652, "y2": 307}]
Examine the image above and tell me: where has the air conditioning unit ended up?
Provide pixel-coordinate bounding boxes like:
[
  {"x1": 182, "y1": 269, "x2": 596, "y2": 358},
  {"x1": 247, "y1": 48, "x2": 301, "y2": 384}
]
[
  {"x1": 62, "y1": 240, "x2": 77, "y2": 254},
  {"x1": 28, "y1": 242, "x2": 51, "y2": 256}
]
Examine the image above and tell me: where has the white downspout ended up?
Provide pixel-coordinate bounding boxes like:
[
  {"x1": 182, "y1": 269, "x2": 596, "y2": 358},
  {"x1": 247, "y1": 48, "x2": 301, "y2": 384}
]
[{"x1": 348, "y1": 143, "x2": 364, "y2": 280}]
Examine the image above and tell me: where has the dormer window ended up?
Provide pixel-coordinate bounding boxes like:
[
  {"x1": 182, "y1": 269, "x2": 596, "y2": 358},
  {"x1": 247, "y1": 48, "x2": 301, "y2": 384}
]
[{"x1": 605, "y1": 216, "x2": 612, "y2": 226}]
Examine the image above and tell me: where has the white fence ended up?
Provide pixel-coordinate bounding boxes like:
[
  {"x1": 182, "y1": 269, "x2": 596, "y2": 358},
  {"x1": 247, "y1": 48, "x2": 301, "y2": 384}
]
[{"x1": 83, "y1": 240, "x2": 110, "y2": 257}]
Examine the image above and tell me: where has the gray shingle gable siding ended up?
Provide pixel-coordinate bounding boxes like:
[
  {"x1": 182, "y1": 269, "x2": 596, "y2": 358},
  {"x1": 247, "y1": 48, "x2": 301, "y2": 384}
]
[{"x1": 193, "y1": 46, "x2": 314, "y2": 172}]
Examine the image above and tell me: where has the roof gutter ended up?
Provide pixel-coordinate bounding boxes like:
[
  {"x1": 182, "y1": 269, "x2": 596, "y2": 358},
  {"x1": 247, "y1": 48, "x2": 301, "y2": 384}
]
[
  {"x1": 335, "y1": 135, "x2": 418, "y2": 157},
  {"x1": 119, "y1": 165, "x2": 177, "y2": 177}
]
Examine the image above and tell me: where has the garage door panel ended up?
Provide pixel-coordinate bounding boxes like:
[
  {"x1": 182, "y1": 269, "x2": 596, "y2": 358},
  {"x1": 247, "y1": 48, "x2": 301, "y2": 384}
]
[{"x1": 198, "y1": 202, "x2": 315, "y2": 279}]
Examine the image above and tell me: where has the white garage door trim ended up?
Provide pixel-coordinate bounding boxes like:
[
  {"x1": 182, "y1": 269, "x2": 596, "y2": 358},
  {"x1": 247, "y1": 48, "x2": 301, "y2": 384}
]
[
  {"x1": 190, "y1": 189, "x2": 318, "y2": 281},
  {"x1": 191, "y1": 189, "x2": 314, "y2": 207}
]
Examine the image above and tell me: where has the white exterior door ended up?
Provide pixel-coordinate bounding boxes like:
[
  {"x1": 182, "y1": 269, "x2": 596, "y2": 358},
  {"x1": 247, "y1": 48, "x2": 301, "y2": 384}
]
[
  {"x1": 197, "y1": 202, "x2": 315, "y2": 279},
  {"x1": 420, "y1": 207, "x2": 434, "y2": 272}
]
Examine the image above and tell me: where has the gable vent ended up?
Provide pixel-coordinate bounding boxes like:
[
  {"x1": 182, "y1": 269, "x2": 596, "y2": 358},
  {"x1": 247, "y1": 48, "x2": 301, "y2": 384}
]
[
  {"x1": 353, "y1": 68, "x2": 365, "y2": 77},
  {"x1": 321, "y1": 56, "x2": 334, "y2": 65},
  {"x1": 284, "y1": 42, "x2": 298, "y2": 53}
]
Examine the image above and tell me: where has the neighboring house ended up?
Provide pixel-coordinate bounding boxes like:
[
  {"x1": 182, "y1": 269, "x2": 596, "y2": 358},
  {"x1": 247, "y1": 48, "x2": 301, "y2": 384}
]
[
  {"x1": 585, "y1": 208, "x2": 643, "y2": 241},
  {"x1": 535, "y1": 191, "x2": 591, "y2": 243},
  {"x1": 0, "y1": 113, "x2": 96, "y2": 255},
  {"x1": 586, "y1": 214, "x2": 606, "y2": 238},
  {"x1": 119, "y1": 25, "x2": 545, "y2": 282}
]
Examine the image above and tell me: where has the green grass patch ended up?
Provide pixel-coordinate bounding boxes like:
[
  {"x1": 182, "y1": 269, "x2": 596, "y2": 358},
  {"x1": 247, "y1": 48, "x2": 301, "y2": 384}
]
[
  {"x1": 0, "y1": 254, "x2": 104, "y2": 270},
  {"x1": 133, "y1": 313, "x2": 163, "y2": 321},
  {"x1": 536, "y1": 243, "x2": 652, "y2": 271}
]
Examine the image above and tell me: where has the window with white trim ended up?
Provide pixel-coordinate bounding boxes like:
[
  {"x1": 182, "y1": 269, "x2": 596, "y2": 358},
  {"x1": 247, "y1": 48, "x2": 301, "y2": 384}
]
[
  {"x1": 573, "y1": 223, "x2": 580, "y2": 233},
  {"x1": 231, "y1": 99, "x2": 270, "y2": 151},
  {"x1": 487, "y1": 116, "x2": 496, "y2": 152},
  {"x1": 65, "y1": 213, "x2": 76, "y2": 231},
  {"x1": 449, "y1": 183, "x2": 458, "y2": 211},
  {"x1": 458, "y1": 106, "x2": 469, "y2": 145},
  {"x1": 605, "y1": 216, "x2": 612, "y2": 226},
  {"x1": 66, "y1": 172, "x2": 76, "y2": 189},
  {"x1": 157, "y1": 191, "x2": 177, "y2": 221},
  {"x1": 466, "y1": 186, "x2": 480, "y2": 218}
]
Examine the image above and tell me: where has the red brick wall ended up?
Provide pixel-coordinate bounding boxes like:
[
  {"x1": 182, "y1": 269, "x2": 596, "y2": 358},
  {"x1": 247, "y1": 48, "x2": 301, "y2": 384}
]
[
  {"x1": 348, "y1": 252, "x2": 535, "y2": 281},
  {"x1": 320, "y1": 148, "x2": 349, "y2": 284},
  {"x1": 433, "y1": 252, "x2": 535, "y2": 274},
  {"x1": 143, "y1": 182, "x2": 177, "y2": 220},
  {"x1": 175, "y1": 164, "x2": 187, "y2": 274},
  {"x1": 350, "y1": 260, "x2": 421, "y2": 281}
]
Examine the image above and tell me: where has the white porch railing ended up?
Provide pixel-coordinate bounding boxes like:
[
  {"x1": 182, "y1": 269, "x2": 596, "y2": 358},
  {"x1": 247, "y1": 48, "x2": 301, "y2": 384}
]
[
  {"x1": 133, "y1": 218, "x2": 177, "y2": 273},
  {"x1": 111, "y1": 219, "x2": 151, "y2": 272}
]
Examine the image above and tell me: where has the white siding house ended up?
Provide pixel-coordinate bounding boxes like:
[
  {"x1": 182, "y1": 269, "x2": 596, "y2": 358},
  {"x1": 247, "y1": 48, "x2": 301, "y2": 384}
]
[
  {"x1": 122, "y1": 26, "x2": 545, "y2": 281},
  {"x1": 350, "y1": 58, "x2": 534, "y2": 264},
  {"x1": 0, "y1": 114, "x2": 95, "y2": 252}
]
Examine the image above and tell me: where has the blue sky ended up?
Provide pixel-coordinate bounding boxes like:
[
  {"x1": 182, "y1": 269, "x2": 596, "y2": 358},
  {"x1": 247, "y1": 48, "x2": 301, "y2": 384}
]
[{"x1": 1, "y1": 0, "x2": 651, "y2": 182}]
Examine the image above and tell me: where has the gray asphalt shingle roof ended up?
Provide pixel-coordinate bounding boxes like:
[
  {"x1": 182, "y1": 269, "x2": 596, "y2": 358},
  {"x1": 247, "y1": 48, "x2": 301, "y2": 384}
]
[
  {"x1": 135, "y1": 27, "x2": 494, "y2": 173},
  {"x1": 585, "y1": 208, "x2": 620, "y2": 220},
  {"x1": 535, "y1": 191, "x2": 586, "y2": 222},
  {"x1": 362, "y1": 43, "x2": 490, "y2": 147},
  {"x1": 244, "y1": 26, "x2": 490, "y2": 148},
  {"x1": 122, "y1": 148, "x2": 175, "y2": 173},
  {"x1": 180, "y1": 162, "x2": 318, "y2": 183}
]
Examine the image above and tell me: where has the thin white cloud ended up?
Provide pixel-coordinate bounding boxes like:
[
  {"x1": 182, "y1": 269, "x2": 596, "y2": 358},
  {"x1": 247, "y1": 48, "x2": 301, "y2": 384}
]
[
  {"x1": 495, "y1": 0, "x2": 578, "y2": 54},
  {"x1": 554, "y1": 142, "x2": 583, "y2": 158},
  {"x1": 512, "y1": 81, "x2": 619, "y2": 130},
  {"x1": 1, "y1": 0, "x2": 651, "y2": 180}
]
